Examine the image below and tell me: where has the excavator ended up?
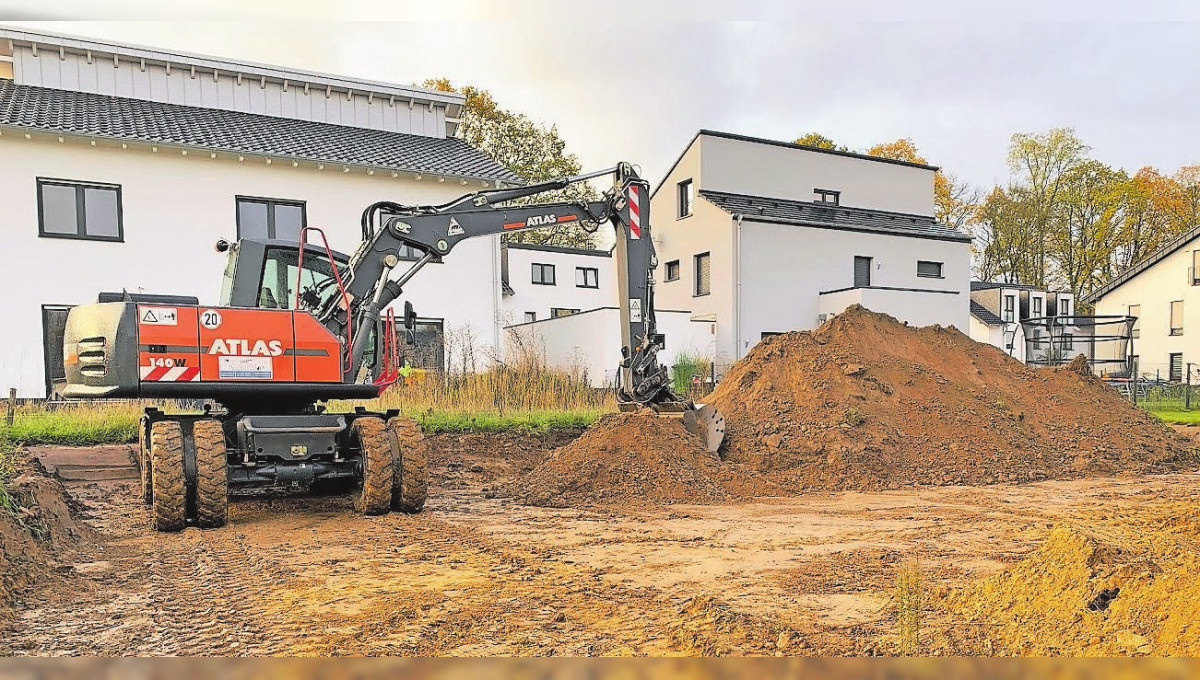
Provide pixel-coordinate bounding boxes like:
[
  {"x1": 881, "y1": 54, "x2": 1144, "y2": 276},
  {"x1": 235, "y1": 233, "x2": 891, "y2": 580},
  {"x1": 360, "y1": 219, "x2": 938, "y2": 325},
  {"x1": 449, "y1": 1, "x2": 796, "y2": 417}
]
[{"x1": 61, "y1": 163, "x2": 725, "y2": 531}]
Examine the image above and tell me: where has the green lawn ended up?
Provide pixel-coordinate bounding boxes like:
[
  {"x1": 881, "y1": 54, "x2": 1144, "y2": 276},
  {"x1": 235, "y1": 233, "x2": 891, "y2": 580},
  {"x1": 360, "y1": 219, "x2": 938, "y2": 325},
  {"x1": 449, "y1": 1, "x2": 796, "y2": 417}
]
[{"x1": 1148, "y1": 410, "x2": 1200, "y2": 426}]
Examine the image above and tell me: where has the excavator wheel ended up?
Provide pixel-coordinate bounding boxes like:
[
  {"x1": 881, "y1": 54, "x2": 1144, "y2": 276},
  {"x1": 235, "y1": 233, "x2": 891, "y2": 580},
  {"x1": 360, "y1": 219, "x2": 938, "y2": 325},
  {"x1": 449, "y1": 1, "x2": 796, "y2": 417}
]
[
  {"x1": 350, "y1": 417, "x2": 393, "y2": 516},
  {"x1": 386, "y1": 417, "x2": 428, "y2": 513},
  {"x1": 192, "y1": 419, "x2": 229, "y2": 529},
  {"x1": 149, "y1": 421, "x2": 186, "y2": 532},
  {"x1": 138, "y1": 415, "x2": 152, "y2": 506}
]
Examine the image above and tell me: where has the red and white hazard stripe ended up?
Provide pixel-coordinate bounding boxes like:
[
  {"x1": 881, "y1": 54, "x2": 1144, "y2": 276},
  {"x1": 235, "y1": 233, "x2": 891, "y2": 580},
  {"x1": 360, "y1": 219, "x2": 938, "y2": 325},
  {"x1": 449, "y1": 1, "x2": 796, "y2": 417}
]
[
  {"x1": 140, "y1": 366, "x2": 201, "y2": 382},
  {"x1": 628, "y1": 185, "x2": 642, "y2": 240}
]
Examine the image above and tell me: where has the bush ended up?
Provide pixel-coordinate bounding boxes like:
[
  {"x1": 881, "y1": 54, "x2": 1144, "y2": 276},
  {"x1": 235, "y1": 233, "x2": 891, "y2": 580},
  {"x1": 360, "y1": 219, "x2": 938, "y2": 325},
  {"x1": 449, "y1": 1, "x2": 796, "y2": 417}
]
[{"x1": 672, "y1": 352, "x2": 710, "y2": 395}]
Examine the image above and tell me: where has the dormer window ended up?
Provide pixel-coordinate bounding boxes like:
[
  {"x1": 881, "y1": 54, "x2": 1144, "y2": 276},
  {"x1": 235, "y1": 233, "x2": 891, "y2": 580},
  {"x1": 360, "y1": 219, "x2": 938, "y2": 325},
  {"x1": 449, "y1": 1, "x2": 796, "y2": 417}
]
[{"x1": 814, "y1": 188, "x2": 840, "y2": 206}]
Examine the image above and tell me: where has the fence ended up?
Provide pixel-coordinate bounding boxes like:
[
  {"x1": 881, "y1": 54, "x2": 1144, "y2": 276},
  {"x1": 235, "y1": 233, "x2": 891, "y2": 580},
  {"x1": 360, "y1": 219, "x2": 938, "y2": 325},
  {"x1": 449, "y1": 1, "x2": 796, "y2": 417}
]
[{"x1": 1108, "y1": 361, "x2": 1200, "y2": 410}]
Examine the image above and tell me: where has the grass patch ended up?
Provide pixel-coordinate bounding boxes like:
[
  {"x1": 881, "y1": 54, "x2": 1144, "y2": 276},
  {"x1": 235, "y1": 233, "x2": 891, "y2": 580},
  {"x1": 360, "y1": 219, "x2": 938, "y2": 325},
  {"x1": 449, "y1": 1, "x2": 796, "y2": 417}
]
[
  {"x1": 1, "y1": 403, "x2": 140, "y2": 447},
  {"x1": 0, "y1": 435, "x2": 15, "y2": 513},
  {"x1": 405, "y1": 408, "x2": 605, "y2": 434},
  {"x1": 1148, "y1": 410, "x2": 1200, "y2": 426}
]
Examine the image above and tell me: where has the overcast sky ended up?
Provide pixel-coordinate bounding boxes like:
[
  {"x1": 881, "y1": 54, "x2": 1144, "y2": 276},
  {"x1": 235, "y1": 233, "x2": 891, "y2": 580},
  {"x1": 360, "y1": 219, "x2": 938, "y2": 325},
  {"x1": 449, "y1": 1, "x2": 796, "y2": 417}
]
[{"x1": 6, "y1": 18, "x2": 1200, "y2": 192}]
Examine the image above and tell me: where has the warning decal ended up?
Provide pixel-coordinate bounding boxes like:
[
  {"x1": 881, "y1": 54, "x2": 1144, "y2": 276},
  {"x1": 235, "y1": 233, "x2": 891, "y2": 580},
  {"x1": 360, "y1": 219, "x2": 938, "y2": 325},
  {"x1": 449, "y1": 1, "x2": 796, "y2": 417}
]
[
  {"x1": 630, "y1": 298, "x2": 643, "y2": 323},
  {"x1": 447, "y1": 217, "x2": 465, "y2": 236},
  {"x1": 218, "y1": 356, "x2": 274, "y2": 380},
  {"x1": 139, "y1": 307, "x2": 178, "y2": 326}
]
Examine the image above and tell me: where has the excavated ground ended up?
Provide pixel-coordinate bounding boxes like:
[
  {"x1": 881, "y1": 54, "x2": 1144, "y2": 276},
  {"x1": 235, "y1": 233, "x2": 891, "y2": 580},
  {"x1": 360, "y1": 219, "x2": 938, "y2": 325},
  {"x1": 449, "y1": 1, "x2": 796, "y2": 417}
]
[{"x1": 5, "y1": 430, "x2": 1200, "y2": 657}]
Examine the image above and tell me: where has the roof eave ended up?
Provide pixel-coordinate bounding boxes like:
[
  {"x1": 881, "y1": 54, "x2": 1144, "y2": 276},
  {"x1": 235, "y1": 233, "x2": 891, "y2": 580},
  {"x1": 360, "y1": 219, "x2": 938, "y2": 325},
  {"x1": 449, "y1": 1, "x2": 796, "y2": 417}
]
[{"x1": 0, "y1": 124, "x2": 522, "y2": 187}]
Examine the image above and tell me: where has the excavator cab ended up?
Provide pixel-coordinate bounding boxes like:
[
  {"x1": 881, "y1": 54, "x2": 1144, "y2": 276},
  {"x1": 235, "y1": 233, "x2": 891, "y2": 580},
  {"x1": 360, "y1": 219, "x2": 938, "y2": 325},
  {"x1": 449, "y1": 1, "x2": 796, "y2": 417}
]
[{"x1": 216, "y1": 238, "x2": 350, "y2": 313}]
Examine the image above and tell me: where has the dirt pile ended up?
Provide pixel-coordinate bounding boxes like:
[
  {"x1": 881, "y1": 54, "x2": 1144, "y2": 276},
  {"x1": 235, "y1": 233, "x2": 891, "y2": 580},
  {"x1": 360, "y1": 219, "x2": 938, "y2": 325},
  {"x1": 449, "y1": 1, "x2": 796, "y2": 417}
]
[
  {"x1": 944, "y1": 510, "x2": 1200, "y2": 655},
  {"x1": 707, "y1": 305, "x2": 1197, "y2": 491},
  {"x1": 0, "y1": 456, "x2": 92, "y2": 618},
  {"x1": 503, "y1": 411, "x2": 776, "y2": 507}
]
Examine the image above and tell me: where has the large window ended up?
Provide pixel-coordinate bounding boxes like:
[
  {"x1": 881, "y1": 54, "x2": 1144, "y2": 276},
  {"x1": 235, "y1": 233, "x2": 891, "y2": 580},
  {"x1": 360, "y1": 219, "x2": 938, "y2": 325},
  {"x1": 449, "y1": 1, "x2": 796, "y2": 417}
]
[
  {"x1": 1129, "y1": 304, "x2": 1141, "y2": 339},
  {"x1": 694, "y1": 252, "x2": 711, "y2": 296},
  {"x1": 853, "y1": 256, "x2": 872, "y2": 288},
  {"x1": 531, "y1": 263, "x2": 556, "y2": 285},
  {"x1": 916, "y1": 260, "x2": 944, "y2": 279},
  {"x1": 665, "y1": 260, "x2": 680, "y2": 282},
  {"x1": 236, "y1": 196, "x2": 306, "y2": 241},
  {"x1": 1003, "y1": 294, "x2": 1016, "y2": 323},
  {"x1": 1171, "y1": 300, "x2": 1184, "y2": 336},
  {"x1": 677, "y1": 179, "x2": 694, "y2": 218},
  {"x1": 576, "y1": 267, "x2": 599, "y2": 289},
  {"x1": 37, "y1": 179, "x2": 123, "y2": 242}
]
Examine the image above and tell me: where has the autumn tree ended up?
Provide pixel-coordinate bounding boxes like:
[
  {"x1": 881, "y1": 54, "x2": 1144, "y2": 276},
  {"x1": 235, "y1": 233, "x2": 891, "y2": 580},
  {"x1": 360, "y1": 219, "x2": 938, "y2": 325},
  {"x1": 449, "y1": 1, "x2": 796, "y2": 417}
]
[
  {"x1": 793, "y1": 132, "x2": 847, "y2": 151},
  {"x1": 423, "y1": 78, "x2": 598, "y2": 248},
  {"x1": 1049, "y1": 160, "x2": 1127, "y2": 299}
]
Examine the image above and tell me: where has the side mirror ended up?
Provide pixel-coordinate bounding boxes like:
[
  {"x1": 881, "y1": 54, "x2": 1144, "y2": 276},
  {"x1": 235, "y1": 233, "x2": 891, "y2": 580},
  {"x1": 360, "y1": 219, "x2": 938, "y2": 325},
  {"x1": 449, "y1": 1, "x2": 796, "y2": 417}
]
[{"x1": 404, "y1": 301, "x2": 417, "y2": 331}]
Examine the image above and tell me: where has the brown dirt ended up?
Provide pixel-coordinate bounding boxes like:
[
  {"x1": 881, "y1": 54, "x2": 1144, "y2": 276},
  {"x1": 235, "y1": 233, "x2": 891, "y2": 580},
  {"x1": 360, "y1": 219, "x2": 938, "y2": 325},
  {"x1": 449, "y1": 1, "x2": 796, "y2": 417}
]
[
  {"x1": 707, "y1": 305, "x2": 1198, "y2": 491},
  {"x1": 942, "y1": 504, "x2": 1200, "y2": 656},
  {"x1": 500, "y1": 411, "x2": 779, "y2": 507}
]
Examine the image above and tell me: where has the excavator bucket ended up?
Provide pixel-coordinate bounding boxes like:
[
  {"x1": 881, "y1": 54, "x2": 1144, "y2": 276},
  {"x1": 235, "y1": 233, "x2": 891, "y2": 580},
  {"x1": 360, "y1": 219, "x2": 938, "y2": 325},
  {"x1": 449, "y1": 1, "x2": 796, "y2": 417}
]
[{"x1": 683, "y1": 403, "x2": 726, "y2": 454}]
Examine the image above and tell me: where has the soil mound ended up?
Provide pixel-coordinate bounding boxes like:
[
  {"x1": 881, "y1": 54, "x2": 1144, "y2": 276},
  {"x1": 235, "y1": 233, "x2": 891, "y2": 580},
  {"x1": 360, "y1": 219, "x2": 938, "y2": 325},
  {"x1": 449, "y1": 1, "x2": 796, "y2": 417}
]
[
  {"x1": 946, "y1": 516, "x2": 1200, "y2": 655},
  {"x1": 707, "y1": 305, "x2": 1196, "y2": 491},
  {"x1": 504, "y1": 411, "x2": 776, "y2": 507}
]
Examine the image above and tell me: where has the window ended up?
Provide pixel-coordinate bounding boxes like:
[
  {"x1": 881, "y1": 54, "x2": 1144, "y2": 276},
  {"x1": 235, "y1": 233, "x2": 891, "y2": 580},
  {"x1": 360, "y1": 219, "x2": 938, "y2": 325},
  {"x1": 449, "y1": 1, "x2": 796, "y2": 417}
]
[
  {"x1": 1032, "y1": 296, "x2": 1043, "y2": 320},
  {"x1": 1129, "y1": 304, "x2": 1141, "y2": 339},
  {"x1": 551, "y1": 308, "x2": 580, "y2": 318},
  {"x1": 853, "y1": 256, "x2": 872, "y2": 288},
  {"x1": 1193, "y1": 250, "x2": 1200, "y2": 285},
  {"x1": 0, "y1": 60, "x2": 12, "y2": 81},
  {"x1": 236, "y1": 196, "x2": 306, "y2": 241},
  {"x1": 407, "y1": 319, "x2": 446, "y2": 371},
  {"x1": 1058, "y1": 297, "x2": 1072, "y2": 325},
  {"x1": 576, "y1": 267, "x2": 599, "y2": 289},
  {"x1": 1171, "y1": 353, "x2": 1184, "y2": 382},
  {"x1": 761, "y1": 332, "x2": 783, "y2": 339},
  {"x1": 1171, "y1": 300, "x2": 1184, "y2": 336},
  {"x1": 531, "y1": 263, "x2": 556, "y2": 285},
  {"x1": 1003, "y1": 294, "x2": 1016, "y2": 323},
  {"x1": 814, "y1": 188, "x2": 840, "y2": 206},
  {"x1": 665, "y1": 260, "x2": 680, "y2": 282},
  {"x1": 524, "y1": 312, "x2": 537, "y2": 323},
  {"x1": 1063, "y1": 334, "x2": 1074, "y2": 352},
  {"x1": 257, "y1": 246, "x2": 345, "y2": 311},
  {"x1": 37, "y1": 179, "x2": 123, "y2": 242},
  {"x1": 916, "y1": 260, "x2": 944, "y2": 279},
  {"x1": 42, "y1": 305, "x2": 73, "y2": 398},
  {"x1": 677, "y1": 179, "x2": 694, "y2": 218},
  {"x1": 694, "y1": 252, "x2": 711, "y2": 296}
]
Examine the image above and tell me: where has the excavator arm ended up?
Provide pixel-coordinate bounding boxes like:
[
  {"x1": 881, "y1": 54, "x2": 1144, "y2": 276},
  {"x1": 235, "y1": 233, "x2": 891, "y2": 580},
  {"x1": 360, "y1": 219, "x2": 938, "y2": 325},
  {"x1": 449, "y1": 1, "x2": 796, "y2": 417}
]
[{"x1": 316, "y1": 162, "x2": 724, "y2": 450}]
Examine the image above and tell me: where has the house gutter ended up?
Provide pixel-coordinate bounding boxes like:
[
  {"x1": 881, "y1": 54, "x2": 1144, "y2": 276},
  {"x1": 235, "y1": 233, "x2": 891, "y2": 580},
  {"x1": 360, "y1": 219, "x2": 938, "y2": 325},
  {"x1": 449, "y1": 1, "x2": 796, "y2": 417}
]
[{"x1": 734, "y1": 213, "x2": 744, "y2": 358}]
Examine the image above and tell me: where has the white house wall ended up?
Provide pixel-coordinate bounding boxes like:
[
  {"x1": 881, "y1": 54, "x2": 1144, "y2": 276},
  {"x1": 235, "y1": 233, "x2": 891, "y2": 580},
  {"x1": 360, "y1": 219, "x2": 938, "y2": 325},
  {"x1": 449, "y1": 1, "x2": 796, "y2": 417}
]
[
  {"x1": 700, "y1": 134, "x2": 935, "y2": 215},
  {"x1": 736, "y1": 221, "x2": 970, "y2": 356},
  {"x1": 505, "y1": 308, "x2": 716, "y2": 387},
  {"x1": 501, "y1": 247, "x2": 616, "y2": 324},
  {"x1": 8, "y1": 42, "x2": 453, "y2": 137},
  {"x1": 651, "y1": 141, "x2": 739, "y2": 363},
  {"x1": 0, "y1": 134, "x2": 501, "y2": 396},
  {"x1": 1093, "y1": 242, "x2": 1200, "y2": 380}
]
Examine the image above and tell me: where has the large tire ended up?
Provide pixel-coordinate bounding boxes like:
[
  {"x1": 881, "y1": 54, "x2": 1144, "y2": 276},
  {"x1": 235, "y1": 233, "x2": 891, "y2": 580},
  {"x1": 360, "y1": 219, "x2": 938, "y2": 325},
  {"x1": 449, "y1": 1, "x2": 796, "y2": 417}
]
[
  {"x1": 150, "y1": 421, "x2": 186, "y2": 532},
  {"x1": 139, "y1": 415, "x2": 152, "y2": 506},
  {"x1": 192, "y1": 419, "x2": 229, "y2": 529},
  {"x1": 387, "y1": 417, "x2": 427, "y2": 513},
  {"x1": 350, "y1": 417, "x2": 393, "y2": 516}
]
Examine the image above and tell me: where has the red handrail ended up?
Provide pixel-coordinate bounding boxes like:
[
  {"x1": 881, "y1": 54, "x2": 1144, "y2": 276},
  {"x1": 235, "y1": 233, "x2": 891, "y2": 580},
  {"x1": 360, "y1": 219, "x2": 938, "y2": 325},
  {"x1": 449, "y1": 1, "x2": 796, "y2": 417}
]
[{"x1": 295, "y1": 227, "x2": 353, "y2": 375}]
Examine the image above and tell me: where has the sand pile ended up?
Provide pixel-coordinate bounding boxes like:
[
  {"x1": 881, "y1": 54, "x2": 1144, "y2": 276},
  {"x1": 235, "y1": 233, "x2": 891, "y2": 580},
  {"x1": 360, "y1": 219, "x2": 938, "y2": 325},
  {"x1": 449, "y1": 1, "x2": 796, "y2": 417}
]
[
  {"x1": 504, "y1": 411, "x2": 776, "y2": 507},
  {"x1": 707, "y1": 305, "x2": 1196, "y2": 491},
  {"x1": 945, "y1": 513, "x2": 1200, "y2": 655}
]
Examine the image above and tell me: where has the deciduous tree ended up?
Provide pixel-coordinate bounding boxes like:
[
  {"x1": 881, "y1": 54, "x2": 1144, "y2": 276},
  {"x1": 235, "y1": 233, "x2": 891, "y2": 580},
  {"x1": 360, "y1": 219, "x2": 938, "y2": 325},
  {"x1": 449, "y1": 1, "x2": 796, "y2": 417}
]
[{"x1": 793, "y1": 132, "x2": 847, "y2": 151}]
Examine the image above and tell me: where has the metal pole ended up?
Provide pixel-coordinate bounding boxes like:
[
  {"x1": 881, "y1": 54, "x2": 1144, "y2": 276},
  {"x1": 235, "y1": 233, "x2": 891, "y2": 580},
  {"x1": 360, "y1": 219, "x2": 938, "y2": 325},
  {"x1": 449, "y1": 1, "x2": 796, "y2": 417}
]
[
  {"x1": 1188, "y1": 364, "x2": 1193, "y2": 411},
  {"x1": 6, "y1": 388, "x2": 15, "y2": 427}
]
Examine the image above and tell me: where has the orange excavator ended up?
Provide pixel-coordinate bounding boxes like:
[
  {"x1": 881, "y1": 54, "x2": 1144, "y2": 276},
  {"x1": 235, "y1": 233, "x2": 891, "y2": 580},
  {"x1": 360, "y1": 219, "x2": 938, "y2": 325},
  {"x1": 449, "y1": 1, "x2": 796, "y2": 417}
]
[{"x1": 61, "y1": 163, "x2": 725, "y2": 531}]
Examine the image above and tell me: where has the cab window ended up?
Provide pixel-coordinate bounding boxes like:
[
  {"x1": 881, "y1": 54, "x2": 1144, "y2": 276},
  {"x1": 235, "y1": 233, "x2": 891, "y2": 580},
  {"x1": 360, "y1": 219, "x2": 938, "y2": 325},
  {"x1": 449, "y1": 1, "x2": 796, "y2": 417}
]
[{"x1": 259, "y1": 247, "x2": 346, "y2": 312}]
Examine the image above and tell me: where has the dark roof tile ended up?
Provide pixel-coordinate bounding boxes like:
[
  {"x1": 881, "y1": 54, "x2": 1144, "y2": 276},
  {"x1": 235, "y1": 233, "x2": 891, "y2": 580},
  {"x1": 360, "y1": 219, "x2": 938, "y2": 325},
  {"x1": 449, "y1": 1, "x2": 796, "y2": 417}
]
[{"x1": 0, "y1": 80, "x2": 520, "y2": 183}]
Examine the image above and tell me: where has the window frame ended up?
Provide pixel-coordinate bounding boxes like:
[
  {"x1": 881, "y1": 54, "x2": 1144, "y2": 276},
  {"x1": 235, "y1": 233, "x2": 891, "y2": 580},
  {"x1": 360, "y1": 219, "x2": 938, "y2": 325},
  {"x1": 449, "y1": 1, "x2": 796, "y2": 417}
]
[
  {"x1": 694, "y1": 252, "x2": 711, "y2": 297},
  {"x1": 523, "y1": 312, "x2": 537, "y2": 323},
  {"x1": 916, "y1": 260, "x2": 944, "y2": 279},
  {"x1": 1032, "y1": 296, "x2": 1044, "y2": 320},
  {"x1": 665, "y1": 260, "x2": 680, "y2": 282},
  {"x1": 677, "y1": 179, "x2": 694, "y2": 219},
  {"x1": 1003, "y1": 294, "x2": 1016, "y2": 324},
  {"x1": 235, "y1": 195, "x2": 308, "y2": 241},
  {"x1": 1171, "y1": 352, "x2": 1184, "y2": 382},
  {"x1": 1171, "y1": 300, "x2": 1184, "y2": 336},
  {"x1": 575, "y1": 266, "x2": 600, "y2": 289},
  {"x1": 853, "y1": 255, "x2": 872, "y2": 288},
  {"x1": 531, "y1": 263, "x2": 556, "y2": 286},
  {"x1": 36, "y1": 178, "x2": 124, "y2": 242},
  {"x1": 551, "y1": 307, "x2": 580, "y2": 318},
  {"x1": 814, "y1": 188, "x2": 840, "y2": 206}
]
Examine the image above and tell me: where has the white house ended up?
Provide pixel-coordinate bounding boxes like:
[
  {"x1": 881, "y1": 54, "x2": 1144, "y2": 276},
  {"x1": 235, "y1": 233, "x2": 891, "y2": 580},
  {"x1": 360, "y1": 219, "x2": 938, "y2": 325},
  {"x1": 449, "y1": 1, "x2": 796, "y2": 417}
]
[
  {"x1": 969, "y1": 282, "x2": 1082, "y2": 364},
  {"x1": 1086, "y1": 226, "x2": 1200, "y2": 382},
  {"x1": 0, "y1": 26, "x2": 519, "y2": 397},
  {"x1": 500, "y1": 242, "x2": 615, "y2": 325},
  {"x1": 650, "y1": 130, "x2": 973, "y2": 365}
]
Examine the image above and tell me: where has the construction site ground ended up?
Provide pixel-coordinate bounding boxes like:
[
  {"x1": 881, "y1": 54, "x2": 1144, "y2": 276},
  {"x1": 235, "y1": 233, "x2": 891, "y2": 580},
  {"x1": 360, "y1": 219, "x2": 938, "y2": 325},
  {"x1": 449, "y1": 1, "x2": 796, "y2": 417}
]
[{"x1": 5, "y1": 427, "x2": 1200, "y2": 657}]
